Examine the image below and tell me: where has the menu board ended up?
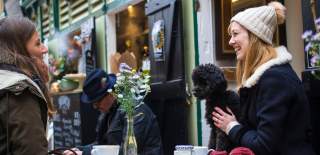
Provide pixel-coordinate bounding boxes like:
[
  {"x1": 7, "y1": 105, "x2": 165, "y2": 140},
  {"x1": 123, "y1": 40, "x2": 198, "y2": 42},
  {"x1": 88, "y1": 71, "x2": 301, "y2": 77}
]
[{"x1": 52, "y1": 93, "x2": 82, "y2": 148}]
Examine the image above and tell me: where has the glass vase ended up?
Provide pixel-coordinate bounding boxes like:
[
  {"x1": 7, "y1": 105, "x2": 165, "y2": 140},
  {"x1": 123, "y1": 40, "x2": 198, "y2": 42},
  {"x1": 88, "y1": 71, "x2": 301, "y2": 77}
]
[{"x1": 123, "y1": 113, "x2": 137, "y2": 155}]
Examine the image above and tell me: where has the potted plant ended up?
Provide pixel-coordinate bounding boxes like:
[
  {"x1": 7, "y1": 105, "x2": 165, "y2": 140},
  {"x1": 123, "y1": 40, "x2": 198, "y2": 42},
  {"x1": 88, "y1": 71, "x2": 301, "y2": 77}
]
[
  {"x1": 301, "y1": 1, "x2": 320, "y2": 154},
  {"x1": 301, "y1": 0, "x2": 320, "y2": 96},
  {"x1": 302, "y1": 20, "x2": 320, "y2": 79}
]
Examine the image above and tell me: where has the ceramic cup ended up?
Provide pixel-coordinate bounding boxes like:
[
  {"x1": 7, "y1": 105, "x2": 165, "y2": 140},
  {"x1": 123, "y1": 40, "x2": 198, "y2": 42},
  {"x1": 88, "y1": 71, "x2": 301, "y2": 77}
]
[
  {"x1": 91, "y1": 145, "x2": 120, "y2": 155},
  {"x1": 192, "y1": 146, "x2": 209, "y2": 155}
]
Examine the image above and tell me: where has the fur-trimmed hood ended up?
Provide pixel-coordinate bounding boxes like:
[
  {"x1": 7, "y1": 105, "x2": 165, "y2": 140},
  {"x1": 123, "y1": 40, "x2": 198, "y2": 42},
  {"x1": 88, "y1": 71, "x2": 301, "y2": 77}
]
[
  {"x1": 0, "y1": 44, "x2": 46, "y2": 101},
  {"x1": 243, "y1": 46, "x2": 292, "y2": 88},
  {"x1": 0, "y1": 45, "x2": 16, "y2": 65},
  {"x1": 0, "y1": 69, "x2": 46, "y2": 102}
]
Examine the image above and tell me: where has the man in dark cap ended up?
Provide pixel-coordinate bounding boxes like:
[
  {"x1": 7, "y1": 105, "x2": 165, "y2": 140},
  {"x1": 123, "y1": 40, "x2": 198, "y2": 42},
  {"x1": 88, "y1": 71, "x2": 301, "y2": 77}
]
[{"x1": 63, "y1": 68, "x2": 162, "y2": 155}]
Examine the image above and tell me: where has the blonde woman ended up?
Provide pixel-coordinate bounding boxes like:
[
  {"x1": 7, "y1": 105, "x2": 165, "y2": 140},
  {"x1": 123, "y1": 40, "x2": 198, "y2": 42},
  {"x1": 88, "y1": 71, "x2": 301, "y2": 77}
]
[
  {"x1": 212, "y1": 2, "x2": 316, "y2": 155},
  {"x1": 0, "y1": 17, "x2": 54, "y2": 154}
]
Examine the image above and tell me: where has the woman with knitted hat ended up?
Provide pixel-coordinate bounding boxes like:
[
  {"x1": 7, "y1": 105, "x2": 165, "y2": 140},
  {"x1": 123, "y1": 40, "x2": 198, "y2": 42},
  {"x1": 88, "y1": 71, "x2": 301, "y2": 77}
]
[{"x1": 211, "y1": 2, "x2": 316, "y2": 155}]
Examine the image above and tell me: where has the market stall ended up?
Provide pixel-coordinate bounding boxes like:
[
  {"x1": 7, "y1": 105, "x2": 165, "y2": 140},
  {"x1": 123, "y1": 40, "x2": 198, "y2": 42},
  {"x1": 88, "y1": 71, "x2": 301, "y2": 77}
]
[{"x1": 47, "y1": 18, "x2": 100, "y2": 148}]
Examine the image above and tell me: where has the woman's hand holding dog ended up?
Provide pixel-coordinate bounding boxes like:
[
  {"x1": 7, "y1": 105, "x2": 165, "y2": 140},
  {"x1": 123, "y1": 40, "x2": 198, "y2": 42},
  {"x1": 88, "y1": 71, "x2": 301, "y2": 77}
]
[{"x1": 212, "y1": 107, "x2": 238, "y2": 134}]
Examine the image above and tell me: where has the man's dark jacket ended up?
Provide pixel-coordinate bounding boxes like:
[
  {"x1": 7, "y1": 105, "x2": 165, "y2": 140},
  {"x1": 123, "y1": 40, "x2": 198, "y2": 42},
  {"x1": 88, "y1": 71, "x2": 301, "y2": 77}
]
[{"x1": 80, "y1": 102, "x2": 163, "y2": 155}]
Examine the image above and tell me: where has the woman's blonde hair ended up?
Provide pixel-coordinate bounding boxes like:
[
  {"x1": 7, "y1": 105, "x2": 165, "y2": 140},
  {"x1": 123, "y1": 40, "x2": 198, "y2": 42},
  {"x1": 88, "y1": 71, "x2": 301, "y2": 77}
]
[
  {"x1": 235, "y1": 31, "x2": 277, "y2": 87},
  {"x1": 230, "y1": 2, "x2": 286, "y2": 88}
]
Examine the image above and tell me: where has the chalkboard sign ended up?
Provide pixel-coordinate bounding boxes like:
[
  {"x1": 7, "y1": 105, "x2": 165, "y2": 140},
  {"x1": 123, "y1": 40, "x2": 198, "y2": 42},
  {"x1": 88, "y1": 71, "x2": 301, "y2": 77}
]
[{"x1": 52, "y1": 93, "x2": 82, "y2": 148}]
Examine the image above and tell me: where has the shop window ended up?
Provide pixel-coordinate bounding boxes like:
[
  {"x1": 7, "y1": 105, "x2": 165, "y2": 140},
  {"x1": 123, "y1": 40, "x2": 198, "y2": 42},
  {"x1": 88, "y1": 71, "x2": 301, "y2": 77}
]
[
  {"x1": 41, "y1": 1, "x2": 55, "y2": 39},
  {"x1": 59, "y1": 1, "x2": 69, "y2": 30},
  {"x1": 215, "y1": 0, "x2": 285, "y2": 60},
  {"x1": 47, "y1": 18, "x2": 95, "y2": 93},
  {"x1": 110, "y1": 2, "x2": 149, "y2": 74},
  {"x1": 91, "y1": 0, "x2": 105, "y2": 12},
  {"x1": 59, "y1": 0, "x2": 104, "y2": 30}
]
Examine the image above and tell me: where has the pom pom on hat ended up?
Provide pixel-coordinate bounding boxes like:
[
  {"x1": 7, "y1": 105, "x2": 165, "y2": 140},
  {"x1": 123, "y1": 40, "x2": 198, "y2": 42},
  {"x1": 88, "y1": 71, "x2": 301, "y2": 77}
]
[
  {"x1": 230, "y1": 1, "x2": 286, "y2": 45},
  {"x1": 268, "y1": 1, "x2": 286, "y2": 25}
]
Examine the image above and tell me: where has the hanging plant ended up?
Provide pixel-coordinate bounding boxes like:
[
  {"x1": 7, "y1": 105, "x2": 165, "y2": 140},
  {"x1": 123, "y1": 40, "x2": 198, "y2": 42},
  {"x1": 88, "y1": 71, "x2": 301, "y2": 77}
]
[{"x1": 302, "y1": 0, "x2": 320, "y2": 79}]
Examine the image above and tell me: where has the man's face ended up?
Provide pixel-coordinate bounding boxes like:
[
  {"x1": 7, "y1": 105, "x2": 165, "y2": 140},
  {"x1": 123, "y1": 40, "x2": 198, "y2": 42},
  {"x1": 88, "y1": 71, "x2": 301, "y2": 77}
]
[{"x1": 93, "y1": 94, "x2": 116, "y2": 112}]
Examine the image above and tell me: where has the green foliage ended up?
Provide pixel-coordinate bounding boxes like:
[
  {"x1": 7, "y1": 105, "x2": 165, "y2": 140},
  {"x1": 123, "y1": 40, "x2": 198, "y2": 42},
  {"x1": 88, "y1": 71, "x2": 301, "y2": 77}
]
[{"x1": 110, "y1": 65, "x2": 151, "y2": 116}]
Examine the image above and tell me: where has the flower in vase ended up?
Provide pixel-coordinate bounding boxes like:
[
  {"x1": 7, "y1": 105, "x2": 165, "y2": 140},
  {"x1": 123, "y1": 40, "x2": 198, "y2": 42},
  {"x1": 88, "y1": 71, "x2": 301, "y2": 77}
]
[{"x1": 110, "y1": 63, "x2": 151, "y2": 116}]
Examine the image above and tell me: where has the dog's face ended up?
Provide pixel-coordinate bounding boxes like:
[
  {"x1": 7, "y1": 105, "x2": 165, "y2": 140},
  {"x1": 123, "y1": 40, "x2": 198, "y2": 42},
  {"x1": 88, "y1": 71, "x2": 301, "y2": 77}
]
[
  {"x1": 192, "y1": 76, "x2": 212, "y2": 99},
  {"x1": 192, "y1": 64, "x2": 227, "y2": 100}
]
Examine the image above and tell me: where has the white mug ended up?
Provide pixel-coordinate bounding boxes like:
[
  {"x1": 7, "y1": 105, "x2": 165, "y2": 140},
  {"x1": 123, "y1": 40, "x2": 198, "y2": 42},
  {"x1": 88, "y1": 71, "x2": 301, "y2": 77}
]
[
  {"x1": 91, "y1": 145, "x2": 120, "y2": 155},
  {"x1": 192, "y1": 146, "x2": 209, "y2": 155},
  {"x1": 174, "y1": 145, "x2": 193, "y2": 155},
  {"x1": 174, "y1": 150, "x2": 192, "y2": 155}
]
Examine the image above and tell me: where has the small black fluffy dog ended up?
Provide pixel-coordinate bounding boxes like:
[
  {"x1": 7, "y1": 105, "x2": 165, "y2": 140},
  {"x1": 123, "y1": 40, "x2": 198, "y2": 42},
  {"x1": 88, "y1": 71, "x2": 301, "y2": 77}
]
[{"x1": 192, "y1": 63, "x2": 240, "y2": 152}]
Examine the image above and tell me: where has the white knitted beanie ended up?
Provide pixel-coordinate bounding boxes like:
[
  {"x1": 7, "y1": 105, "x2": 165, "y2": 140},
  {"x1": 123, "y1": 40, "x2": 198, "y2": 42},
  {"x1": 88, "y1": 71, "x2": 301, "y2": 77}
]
[{"x1": 231, "y1": 2, "x2": 286, "y2": 45}]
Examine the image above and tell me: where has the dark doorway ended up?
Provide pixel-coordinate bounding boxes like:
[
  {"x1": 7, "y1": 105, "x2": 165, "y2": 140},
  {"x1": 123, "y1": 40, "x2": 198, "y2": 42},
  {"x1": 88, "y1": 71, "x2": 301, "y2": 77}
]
[{"x1": 145, "y1": 0, "x2": 188, "y2": 154}]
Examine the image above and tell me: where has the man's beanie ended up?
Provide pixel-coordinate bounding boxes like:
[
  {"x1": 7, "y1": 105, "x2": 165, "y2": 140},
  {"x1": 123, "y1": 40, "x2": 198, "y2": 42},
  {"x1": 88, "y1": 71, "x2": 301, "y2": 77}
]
[{"x1": 230, "y1": 1, "x2": 286, "y2": 45}]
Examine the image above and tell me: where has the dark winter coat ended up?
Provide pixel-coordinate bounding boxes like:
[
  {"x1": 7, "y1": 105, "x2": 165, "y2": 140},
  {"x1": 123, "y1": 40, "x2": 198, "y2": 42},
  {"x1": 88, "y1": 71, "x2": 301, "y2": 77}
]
[
  {"x1": 0, "y1": 67, "x2": 48, "y2": 155},
  {"x1": 80, "y1": 102, "x2": 163, "y2": 155},
  {"x1": 228, "y1": 46, "x2": 316, "y2": 155}
]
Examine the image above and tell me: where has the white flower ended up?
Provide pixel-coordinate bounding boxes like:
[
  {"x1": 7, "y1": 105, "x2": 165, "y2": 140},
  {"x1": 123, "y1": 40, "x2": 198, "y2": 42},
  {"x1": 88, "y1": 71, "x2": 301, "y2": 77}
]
[
  {"x1": 302, "y1": 30, "x2": 313, "y2": 39},
  {"x1": 113, "y1": 68, "x2": 151, "y2": 115},
  {"x1": 305, "y1": 42, "x2": 312, "y2": 52},
  {"x1": 134, "y1": 88, "x2": 140, "y2": 94},
  {"x1": 140, "y1": 85, "x2": 147, "y2": 89},
  {"x1": 139, "y1": 89, "x2": 146, "y2": 93},
  {"x1": 311, "y1": 33, "x2": 320, "y2": 41},
  {"x1": 135, "y1": 95, "x2": 143, "y2": 101},
  {"x1": 132, "y1": 74, "x2": 139, "y2": 79},
  {"x1": 119, "y1": 63, "x2": 132, "y2": 73},
  {"x1": 107, "y1": 89, "x2": 112, "y2": 93},
  {"x1": 117, "y1": 76, "x2": 125, "y2": 81}
]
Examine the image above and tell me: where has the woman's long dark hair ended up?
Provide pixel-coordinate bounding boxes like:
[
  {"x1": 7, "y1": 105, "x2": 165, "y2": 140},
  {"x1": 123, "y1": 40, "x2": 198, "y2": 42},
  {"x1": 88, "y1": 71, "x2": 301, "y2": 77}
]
[{"x1": 0, "y1": 17, "x2": 55, "y2": 117}]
